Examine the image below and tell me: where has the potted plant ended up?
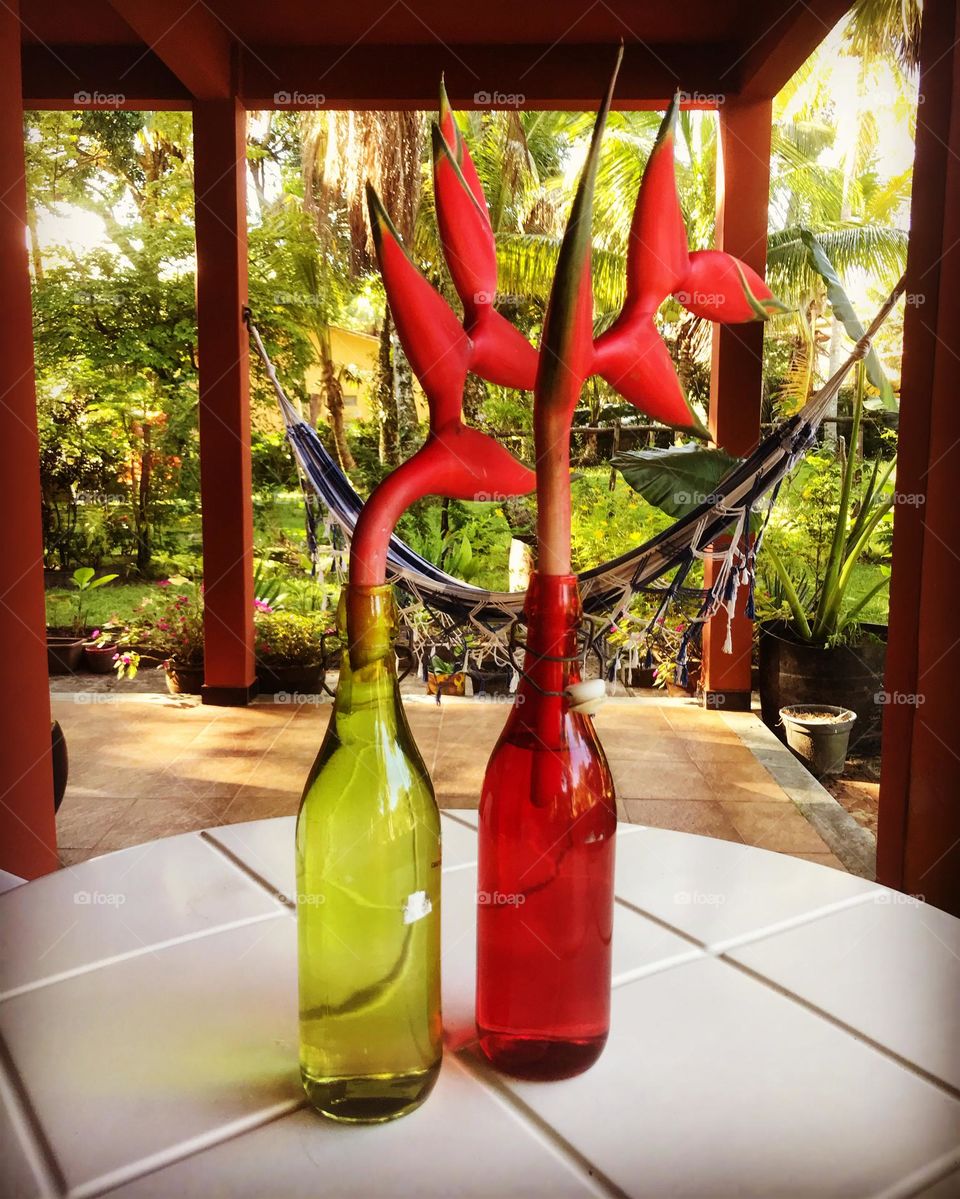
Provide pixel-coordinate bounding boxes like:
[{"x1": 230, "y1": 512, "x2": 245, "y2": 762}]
[
  {"x1": 426, "y1": 650, "x2": 466, "y2": 698},
  {"x1": 118, "y1": 578, "x2": 205, "y2": 694},
  {"x1": 607, "y1": 605, "x2": 658, "y2": 688},
  {"x1": 653, "y1": 620, "x2": 702, "y2": 697},
  {"x1": 47, "y1": 566, "x2": 118, "y2": 675},
  {"x1": 83, "y1": 627, "x2": 121, "y2": 674},
  {"x1": 757, "y1": 364, "x2": 893, "y2": 748},
  {"x1": 461, "y1": 629, "x2": 514, "y2": 696},
  {"x1": 466, "y1": 653, "x2": 514, "y2": 696},
  {"x1": 254, "y1": 608, "x2": 330, "y2": 695}
]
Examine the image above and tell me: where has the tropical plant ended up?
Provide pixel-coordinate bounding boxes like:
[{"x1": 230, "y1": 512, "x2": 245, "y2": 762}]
[
  {"x1": 66, "y1": 566, "x2": 119, "y2": 634},
  {"x1": 761, "y1": 364, "x2": 894, "y2": 644}
]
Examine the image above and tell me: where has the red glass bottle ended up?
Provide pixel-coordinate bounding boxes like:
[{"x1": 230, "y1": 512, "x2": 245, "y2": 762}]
[{"x1": 476, "y1": 572, "x2": 617, "y2": 1079}]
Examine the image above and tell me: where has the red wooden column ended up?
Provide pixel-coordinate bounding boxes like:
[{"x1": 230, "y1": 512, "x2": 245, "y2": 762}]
[
  {"x1": 193, "y1": 100, "x2": 257, "y2": 705},
  {"x1": 0, "y1": 0, "x2": 58, "y2": 877},
  {"x1": 702, "y1": 98, "x2": 772, "y2": 711},
  {"x1": 877, "y1": 1, "x2": 960, "y2": 916}
]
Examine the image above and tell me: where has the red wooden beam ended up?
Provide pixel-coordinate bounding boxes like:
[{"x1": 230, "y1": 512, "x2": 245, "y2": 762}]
[
  {"x1": 22, "y1": 44, "x2": 190, "y2": 109},
  {"x1": 702, "y1": 98, "x2": 773, "y2": 710},
  {"x1": 193, "y1": 99, "x2": 257, "y2": 705},
  {"x1": 877, "y1": 0, "x2": 960, "y2": 916},
  {"x1": 106, "y1": 0, "x2": 233, "y2": 100},
  {"x1": 238, "y1": 41, "x2": 738, "y2": 110},
  {"x1": 0, "y1": 0, "x2": 58, "y2": 878},
  {"x1": 734, "y1": 0, "x2": 854, "y2": 100}
]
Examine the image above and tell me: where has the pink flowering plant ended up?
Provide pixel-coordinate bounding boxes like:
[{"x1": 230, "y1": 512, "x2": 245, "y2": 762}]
[{"x1": 118, "y1": 577, "x2": 205, "y2": 669}]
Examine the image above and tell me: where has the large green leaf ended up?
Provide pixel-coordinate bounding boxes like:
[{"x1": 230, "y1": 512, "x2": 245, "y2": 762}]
[
  {"x1": 800, "y1": 229, "x2": 896, "y2": 410},
  {"x1": 612, "y1": 444, "x2": 742, "y2": 518}
]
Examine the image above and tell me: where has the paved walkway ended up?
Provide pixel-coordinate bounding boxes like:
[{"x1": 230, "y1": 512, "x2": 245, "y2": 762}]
[{"x1": 51, "y1": 688, "x2": 874, "y2": 876}]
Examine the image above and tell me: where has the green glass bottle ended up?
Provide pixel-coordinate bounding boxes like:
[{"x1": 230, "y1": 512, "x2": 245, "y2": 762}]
[{"x1": 296, "y1": 583, "x2": 442, "y2": 1123}]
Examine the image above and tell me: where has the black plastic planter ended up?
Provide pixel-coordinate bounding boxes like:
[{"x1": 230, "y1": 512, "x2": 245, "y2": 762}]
[{"x1": 758, "y1": 621, "x2": 886, "y2": 749}]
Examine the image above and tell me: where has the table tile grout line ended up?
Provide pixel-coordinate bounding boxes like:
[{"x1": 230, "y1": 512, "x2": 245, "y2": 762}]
[
  {"x1": 611, "y1": 949, "x2": 707, "y2": 990},
  {"x1": 441, "y1": 810, "x2": 482, "y2": 833},
  {"x1": 0, "y1": 910, "x2": 287, "y2": 1005},
  {"x1": 613, "y1": 895, "x2": 708, "y2": 952},
  {"x1": 200, "y1": 830, "x2": 295, "y2": 910},
  {"x1": 447, "y1": 1049, "x2": 630, "y2": 1199},
  {"x1": 870, "y1": 1147, "x2": 960, "y2": 1199},
  {"x1": 67, "y1": 1097, "x2": 307, "y2": 1199},
  {"x1": 0, "y1": 1027, "x2": 67, "y2": 1198},
  {"x1": 706, "y1": 889, "x2": 882, "y2": 954},
  {"x1": 441, "y1": 859, "x2": 478, "y2": 874},
  {"x1": 613, "y1": 891, "x2": 960, "y2": 1101},
  {"x1": 718, "y1": 954, "x2": 960, "y2": 1104}
]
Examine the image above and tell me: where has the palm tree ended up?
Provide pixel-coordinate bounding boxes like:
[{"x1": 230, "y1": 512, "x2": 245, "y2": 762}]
[{"x1": 848, "y1": 0, "x2": 922, "y2": 71}]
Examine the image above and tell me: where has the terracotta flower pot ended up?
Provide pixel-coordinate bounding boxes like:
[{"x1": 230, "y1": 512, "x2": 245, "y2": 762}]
[
  {"x1": 164, "y1": 661, "x2": 204, "y2": 695},
  {"x1": 47, "y1": 635, "x2": 85, "y2": 676},
  {"x1": 83, "y1": 643, "x2": 119, "y2": 674},
  {"x1": 427, "y1": 670, "x2": 466, "y2": 698},
  {"x1": 663, "y1": 665, "x2": 701, "y2": 697}
]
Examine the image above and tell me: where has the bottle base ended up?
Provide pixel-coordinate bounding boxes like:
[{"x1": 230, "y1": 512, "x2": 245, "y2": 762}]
[
  {"x1": 301, "y1": 1059, "x2": 441, "y2": 1123},
  {"x1": 477, "y1": 1028, "x2": 607, "y2": 1081}
]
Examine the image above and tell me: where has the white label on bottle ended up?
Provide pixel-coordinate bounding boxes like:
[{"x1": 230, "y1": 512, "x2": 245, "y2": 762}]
[{"x1": 402, "y1": 890, "x2": 433, "y2": 924}]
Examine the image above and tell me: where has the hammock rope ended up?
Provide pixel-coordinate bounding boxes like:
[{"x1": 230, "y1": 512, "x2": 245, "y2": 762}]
[{"x1": 244, "y1": 279, "x2": 904, "y2": 682}]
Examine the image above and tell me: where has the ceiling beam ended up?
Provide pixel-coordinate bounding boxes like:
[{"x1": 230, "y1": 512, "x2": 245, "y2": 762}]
[
  {"x1": 239, "y1": 41, "x2": 740, "y2": 110},
  {"x1": 733, "y1": 0, "x2": 855, "y2": 100},
  {"x1": 22, "y1": 44, "x2": 190, "y2": 108},
  {"x1": 106, "y1": 0, "x2": 233, "y2": 100}
]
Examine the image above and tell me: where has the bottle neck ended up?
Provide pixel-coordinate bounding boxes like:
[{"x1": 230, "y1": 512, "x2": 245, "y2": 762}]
[
  {"x1": 517, "y1": 573, "x2": 582, "y2": 703},
  {"x1": 336, "y1": 583, "x2": 399, "y2": 715}
]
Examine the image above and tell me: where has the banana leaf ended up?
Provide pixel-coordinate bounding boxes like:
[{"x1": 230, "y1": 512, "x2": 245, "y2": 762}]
[
  {"x1": 800, "y1": 229, "x2": 896, "y2": 411},
  {"x1": 612, "y1": 441, "x2": 770, "y2": 539},
  {"x1": 612, "y1": 443, "x2": 741, "y2": 518}
]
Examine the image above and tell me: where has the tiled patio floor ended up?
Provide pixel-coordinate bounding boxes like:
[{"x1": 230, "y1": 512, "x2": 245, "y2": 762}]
[{"x1": 50, "y1": 689, "x2": 864, "y2": 874}]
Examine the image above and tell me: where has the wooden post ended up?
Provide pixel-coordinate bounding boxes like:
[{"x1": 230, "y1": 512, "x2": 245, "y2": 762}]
[
  {"x1": 877, "y1": 0, "x2": 960, "y2": 916},
  {"x1": 193, "y1": 99, "x2": 257, "y2": 705},
  {"x1": 702, "y1": 98, "x2": 772, "y2": 711},
  {"x1": 0, "y1": 0, "x2": 58, "y2": 877}
]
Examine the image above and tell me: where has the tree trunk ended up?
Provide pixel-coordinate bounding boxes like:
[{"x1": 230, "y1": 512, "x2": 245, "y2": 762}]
[
  {"x1": 308, "y1": 392, "x2": 322, "y2": 428},
  {"x1": 27, "y1": 204, "x2": 43, "y2": 283},
  {"x1": 579, "y1": 430, "x2": 599, "y2": 466},
  {"x1": 375, "y1": 311, "x2": 399, "y2": 467},
  {"x1": 394, "y1": 339, "x2": 419, "y2": 458},
  {"x1": 320, "y1": 349, "x2": 356, "y2": 473},
  {"x1": 135, "y1": 422, "x2": 152, "y2": 575},
  {"x1": 462, "y1": 373, "x2": 486, "y2": 425}
]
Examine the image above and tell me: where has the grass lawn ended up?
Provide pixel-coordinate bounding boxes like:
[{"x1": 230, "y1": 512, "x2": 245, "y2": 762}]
[
  {"x1": 45, "y1": 582, "x2": 161, "y2": 631},
  {"x1": 844, "y1": 563, "x2": 891, "y2": 626}
]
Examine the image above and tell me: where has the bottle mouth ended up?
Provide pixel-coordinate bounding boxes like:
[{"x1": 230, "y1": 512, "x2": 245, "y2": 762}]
[
  {"x1": 524, "y1": 572, "x2": 582, "y2": 620},
  {"x1": 344, "y1": 582, "x2": 397, "y2": 669}
]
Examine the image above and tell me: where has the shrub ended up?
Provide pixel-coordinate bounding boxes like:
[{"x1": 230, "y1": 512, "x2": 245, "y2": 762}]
[{"x1": 253, "y1": 610, "x2": 332, "y2": 666}]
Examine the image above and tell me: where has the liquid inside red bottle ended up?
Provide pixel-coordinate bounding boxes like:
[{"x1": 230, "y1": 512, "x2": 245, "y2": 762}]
[{"x1": 476, "y1": 573, "x2": 617, "y2": 1079}]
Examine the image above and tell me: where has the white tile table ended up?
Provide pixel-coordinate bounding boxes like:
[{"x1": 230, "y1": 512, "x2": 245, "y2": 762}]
[{"x1": 1, "y1": 815, "x2": 959, "y2": 1198}]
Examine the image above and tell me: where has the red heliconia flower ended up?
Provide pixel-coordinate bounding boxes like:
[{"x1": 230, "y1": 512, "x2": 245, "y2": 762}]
[
  {"x1": 350, "y1": 185, "x2": 536, "y2": 585},
  {"x1": 433, "y1": 83, "x2": 538, "y2": 390},
  {"x1": 592, "y1": 96, "x2": 787, "y2": 431}
]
